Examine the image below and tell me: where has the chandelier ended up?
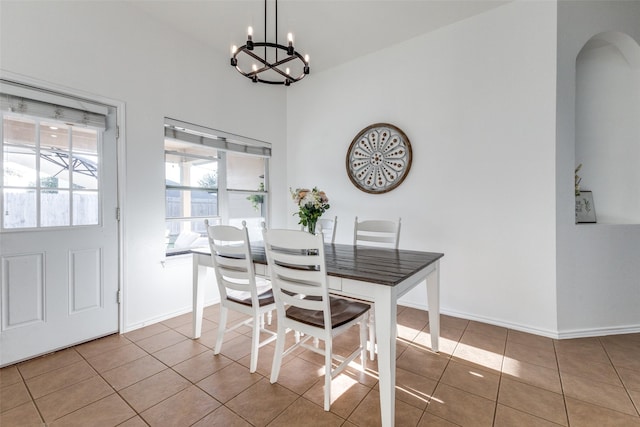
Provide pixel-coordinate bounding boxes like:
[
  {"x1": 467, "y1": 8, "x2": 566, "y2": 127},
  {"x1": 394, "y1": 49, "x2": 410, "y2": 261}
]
[{"x1": 230, "y1": 0, "x2": 310, "y2": 86}]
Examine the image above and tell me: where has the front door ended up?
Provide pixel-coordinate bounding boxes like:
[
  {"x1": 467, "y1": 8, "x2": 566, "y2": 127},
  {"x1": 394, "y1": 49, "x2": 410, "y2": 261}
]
[{"x1": 0, "y1": 97, "x2": 119, "y2": 367}]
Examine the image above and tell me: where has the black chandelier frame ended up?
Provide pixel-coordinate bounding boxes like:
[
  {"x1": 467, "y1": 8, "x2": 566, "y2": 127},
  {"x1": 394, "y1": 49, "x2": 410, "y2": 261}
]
[{"x1": 230, "y1": 0, "x2": 310, "y2": 86}]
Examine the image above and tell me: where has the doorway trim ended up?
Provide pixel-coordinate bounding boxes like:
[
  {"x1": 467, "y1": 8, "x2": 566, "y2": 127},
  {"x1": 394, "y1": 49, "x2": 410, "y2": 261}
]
[{"x1": 0, "y1": 69, "x2": 127, "y2": 340}]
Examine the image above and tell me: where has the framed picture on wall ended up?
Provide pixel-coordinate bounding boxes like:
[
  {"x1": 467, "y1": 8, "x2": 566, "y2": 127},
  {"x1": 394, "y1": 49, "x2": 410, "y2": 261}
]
[{"x1": 576, "y1": 191, "x2": 597, "y2": 223}]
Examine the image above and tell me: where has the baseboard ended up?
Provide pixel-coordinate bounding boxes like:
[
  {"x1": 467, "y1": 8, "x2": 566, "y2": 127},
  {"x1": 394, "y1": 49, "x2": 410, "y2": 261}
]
[
  {"x1": 556, "y1": 325, "x2": 640, "y2": 339},
  {"x1": 399, "y1": 301, "x2": 640, "y2": 340},
  {"x1": 122, "y1": 296, "x2": 221, "y2": 333}
]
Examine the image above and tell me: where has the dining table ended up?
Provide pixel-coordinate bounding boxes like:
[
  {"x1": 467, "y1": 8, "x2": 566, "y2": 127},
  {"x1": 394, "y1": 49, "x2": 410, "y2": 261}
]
[{"x1": 190, "y1": 242, "x2": 444, "y2": 427}]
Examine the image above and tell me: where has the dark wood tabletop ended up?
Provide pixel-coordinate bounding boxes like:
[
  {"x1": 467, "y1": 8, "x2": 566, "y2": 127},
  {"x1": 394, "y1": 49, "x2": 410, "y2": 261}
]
[{"x1": 241, "y1": 243, "x2": 444, "y2": 287}]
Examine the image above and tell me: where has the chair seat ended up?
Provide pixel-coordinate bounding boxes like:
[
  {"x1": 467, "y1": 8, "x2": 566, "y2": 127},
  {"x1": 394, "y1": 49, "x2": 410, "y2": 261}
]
[
  {"x1": 227, "y1": 289, "x2": 275, "y2": 307},
  {"x1": 286, "y1": 297, "x2": 370, "y2": 329}
]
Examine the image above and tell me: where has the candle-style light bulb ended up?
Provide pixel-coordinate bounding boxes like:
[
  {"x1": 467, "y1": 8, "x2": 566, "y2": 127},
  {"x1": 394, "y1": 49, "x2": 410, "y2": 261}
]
[
  {"x1": 286, "y1": 67, "x2": 290, "y2": 75},
  {"x1": 286, "y1": 32, "x2": 294, "y2": 55},
  {"x1": 231, "y1": 45, "x2": 237, "y2": 55},
  {"x1": 230, "y1": 45, "x2": 238, "y2": 66},
  {"x1": 247, "y1": 26, "x2": 254, "y2": 50},
  {"x1": 304, "y1": 54, "x2": 310, "y2": 64}
]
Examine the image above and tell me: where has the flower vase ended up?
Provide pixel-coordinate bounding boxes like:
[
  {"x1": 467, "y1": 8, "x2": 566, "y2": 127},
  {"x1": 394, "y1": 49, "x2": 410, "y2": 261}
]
[{"x1": 307, "y1": 220, "x2": 317, "y2": 235}]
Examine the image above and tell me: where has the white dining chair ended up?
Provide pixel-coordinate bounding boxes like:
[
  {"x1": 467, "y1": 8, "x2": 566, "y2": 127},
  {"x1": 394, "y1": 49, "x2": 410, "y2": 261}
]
[
  {"x1": 263, "y1": 228, "x2": 370, "y2": 411},
  {"x1": 353, "y1": 216, "x2": 401, "y2": 249},
  {"x1": 353, "y1": 216, "x2": 402, "y2": 359},
  {"x1": 205, "y1": 219, "x2": 277, "y2": 373},
  {"x1": 318, "y1": 215, "x2": 338, "y2": 243}
]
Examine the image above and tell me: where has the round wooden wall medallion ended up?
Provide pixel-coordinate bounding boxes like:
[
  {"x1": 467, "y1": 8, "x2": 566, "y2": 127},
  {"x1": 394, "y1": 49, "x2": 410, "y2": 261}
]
[{"x1": 346, "y1": 123, "x2": 412, "y2": 194}]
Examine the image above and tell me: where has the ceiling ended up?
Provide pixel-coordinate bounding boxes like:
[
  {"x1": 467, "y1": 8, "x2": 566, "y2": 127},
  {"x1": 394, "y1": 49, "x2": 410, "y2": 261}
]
[{"x1": 130, "y1": 0, "x2": 512, "y2": 74}]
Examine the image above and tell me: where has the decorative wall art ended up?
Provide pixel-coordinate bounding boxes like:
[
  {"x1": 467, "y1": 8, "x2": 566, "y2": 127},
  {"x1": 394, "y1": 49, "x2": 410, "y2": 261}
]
[
  {"x1": 346, "y1": 123, "x2": 412, "y2": 194},
  {"x1": 575, "y1": 191, "x2": 597, "y2": 223}
]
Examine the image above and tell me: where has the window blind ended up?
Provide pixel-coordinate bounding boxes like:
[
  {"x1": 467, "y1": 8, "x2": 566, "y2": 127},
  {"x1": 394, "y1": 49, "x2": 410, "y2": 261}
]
[
  {"x1": 164, "y1": 118, "x2": 271, "y2": 158},
  {"x1": 0, "y1": 80, "x2": 107, "y2": 130}
]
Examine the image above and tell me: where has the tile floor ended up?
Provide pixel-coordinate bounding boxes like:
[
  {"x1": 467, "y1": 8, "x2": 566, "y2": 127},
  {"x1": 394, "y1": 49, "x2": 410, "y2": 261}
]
[{"x1": 2, "y1": 305, "x2": 640, "y2": 426}]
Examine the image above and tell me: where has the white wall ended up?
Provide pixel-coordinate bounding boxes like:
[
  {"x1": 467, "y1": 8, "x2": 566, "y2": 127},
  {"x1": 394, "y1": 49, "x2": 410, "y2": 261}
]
[
  {"x1": 287, "y1": 1, "x2": 559, "y2": 335},
  {"x1": 0, "y1": 1, "x2": 289, "y2": 331},
  {"x1": 556, "y1": 1, "x2": 640, "y2": 337}
]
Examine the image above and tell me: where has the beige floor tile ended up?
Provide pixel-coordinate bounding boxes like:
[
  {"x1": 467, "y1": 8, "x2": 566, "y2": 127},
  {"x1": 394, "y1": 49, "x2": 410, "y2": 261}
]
[
  {"x1": 466, "y1": 321, "x2": 508, "y2": 341},
  {"x1": 415, "y1": 324, "x2": 463, "y2": 355},
  {"x1": 217, "y1": 333, "x2": 255, "y2": 361},
  {"x1": 25, "y1": 360, "x2": 97, "y2": 399},
  {"x1": 1, "y1": 380, "x2": 31, "y2": 413},
  {"x1": 174, "y1": 317, "x2": 218, "y2": 337},
  {"x1": 134, "y1": 329, "x2": 187, "y2": 354},
  {"x1": 17, "y1": 348, "x2": 83, "y2": 379},
  {"x1": 494, "y1": 403, "x2": 565, "y2": 426},
  {"x1": 391, "y1": 367, "x2": 438, "y2": 409},
  {"x1": 197, "y1": 362, "x2": 262, "y2": 403},
  {"x1": 505, "y1": 340, "x2": 558, "y2": 370},
  {"x1": 440, "y1": 359, "x2": 500, "y2": 400},
  {"x1": 348, "y1": 388, "x2": 424, "y2": 427},
  {"x1": 417, "y1": 412, "x2": 460, "y2": 426},
  {"x1": 618, "y1": 367, "x2": 640, "y2": 392},
  {"x1": 236, "y1": 342, "x2": 297, "y2": 377},
  {"x1": 226, "y1": 378, "x2": 298, "y2": 426},
  {"x1": 49, "y1": 393, "x2": 136, "y2": 426},
  {"x1": 498, "y1": 377, "x2": 567, "y2": 426},
  {"x1": 507, "y1": 330, "x2": 555, "y2": 351},
  {"x1": 272, "y1": 355, "x2": 324, "y2": 395},
  {"x1": 555, "y1": 338, "x2": 611, "y2": 365},
  {"x1": 34, "y1": 375, "x2": 114, "y2": 422},
  {"x1": 396, "y1": 346, "x2": 450, "y2": 380},
  {"x1": 85, "y1": 342, "x2": 148, "y2": 373},
  {"x1": 0, "y1": 401, "x2": 43, "y2": 426},
  {"x1": 117, "y1": 415, "x2": 149, "y2": 427},
  {"x1": 440, "y1": 314, "x2": 470, "y2": 330},
  {"x1": 557, "y1": 352, "x2": 623, "y2": 387},
  {"x1": 502, "y1": 357, "x2": 562, "y2": 393},
  {"x1": 119, "y1": 369, "x2": 191, "y2": 413},
  {"x1": 74, "y1": 333, "x2": 131, "y2": 359},
  {"x1": 426, "y1": 382, "x2": 495, "y2": 426},
  {"x1": 123, "y1": 322, "x2": 170, "y2": 342},
  {"x1": 629, "y1": 389, "x2": 640, "y2": 414},
  {"x1": 0, "y1": 366, "x2": 22, "y2": 388},
  {"x1": 606, "y1": 345, "x2": 640, "y2": 372},
  {"x1": 161, "y1": 311, "x2": 193, "y2": 328},
  {"x1": 141, "y1": 385, "x2": 221, "y2": 426},
  {"x1": 565, "y1": 397, "x2": 640, "y2": 427},
  {"x1": 560, "y1": 372, "x2": 637, "y2": 416},
  {"x1": 101, "y1": 354, "x2": 167, "y2": 390},
  {"x1": 452, "y1": 342, "x2": 504, "y2": 372},
  {"x1": 152, "y1": 338, "x2": 209, "y2": 366},
  {"x1": 303, "y1": 373, "x2": 371, "y2": 419},
  {"x1": 269, "y1": 397, "x2": 344, "y2": 426},
  {"x1": 191, "y1": 405, "x2": 252, "y2": 427},
  {"x1": 173, "y1": 350, "x2": 233, "y2": 383}
]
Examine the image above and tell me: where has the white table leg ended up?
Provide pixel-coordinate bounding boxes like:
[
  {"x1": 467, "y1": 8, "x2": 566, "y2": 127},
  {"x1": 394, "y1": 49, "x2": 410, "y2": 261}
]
[
  {"x1": 374, "y1": 287, "x2": 397, "y2": 427},
  {"x1": 192, "y1": 253, "x2": 205, "y2": 339},
  {"x1": 426, "y1": 260, "x2": 440, "y2": 352}
]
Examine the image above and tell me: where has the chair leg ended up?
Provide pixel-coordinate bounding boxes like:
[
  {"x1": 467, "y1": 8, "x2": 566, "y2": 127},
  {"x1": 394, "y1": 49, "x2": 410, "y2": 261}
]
[
  {"x1": 270, "y1": 323, "x2": 286, "y2": 384},
  {"x1": 250, "y1": 314, "x2": 261, "y2": 373},
  {"x1": 360, "y1": 315, "x2": 368, "y2": 372},
  {"x1": 267, "y1": 310, "x2": 273, "y2": 325},
  {"x1": 324, "y1": 338, "x2": 332, "y2": 411},
  {"x1": 214, "y1": 306, "x2": 228, "y2": 355},
  {"x1": 369, "y1": 311, "x2": 376, "y2": 360}
]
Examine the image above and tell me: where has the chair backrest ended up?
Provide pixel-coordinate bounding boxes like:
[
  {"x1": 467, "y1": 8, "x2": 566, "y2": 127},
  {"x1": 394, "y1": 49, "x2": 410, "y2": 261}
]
[
  {"x1": 353, "y1": 216, "x2": 401, "y2": 249},
  {"x1": 205, "y1": 220, "x2": 259, "y2": 306},
  {"x1": 262, "y1": 229, "x2": 330, "y2": 329},
  {"x1": 317, "y1": 216, "x2": 338, "y2": 243}
]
